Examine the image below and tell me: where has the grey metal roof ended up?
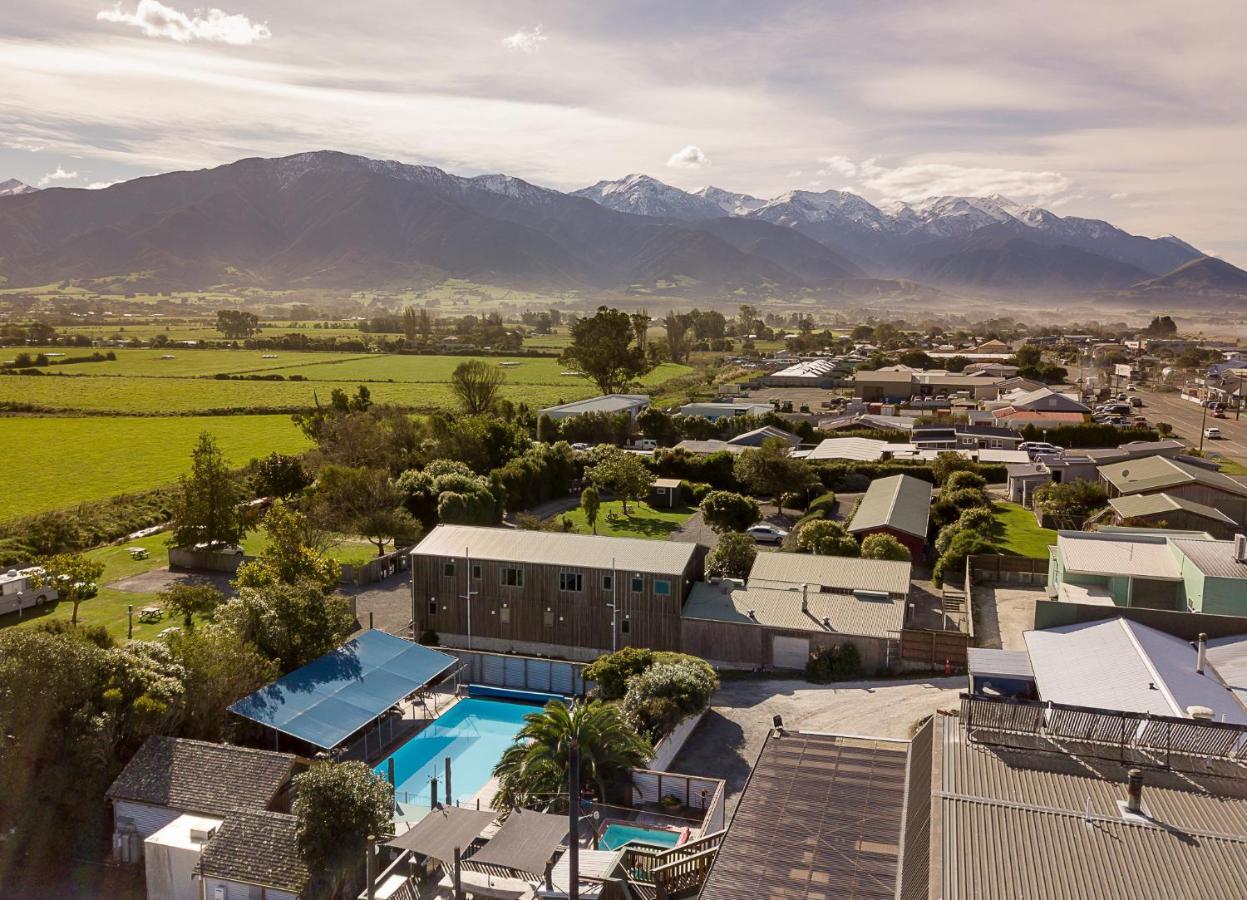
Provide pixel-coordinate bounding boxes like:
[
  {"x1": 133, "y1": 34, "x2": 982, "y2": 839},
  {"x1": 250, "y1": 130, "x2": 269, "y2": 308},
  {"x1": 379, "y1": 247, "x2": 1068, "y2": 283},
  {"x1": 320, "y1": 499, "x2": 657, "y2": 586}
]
[
  {"x1": 847, "y1": 474, "x2": 932, "y2": 539},
  {"x1": 412, "y1": 525, "x2": 697, "y2": 575},
  {"x1": 106, "y1": 737, "x2": 295, "y2": 816},
  {"x1": 539, "y1": 394, "x2": 648, "y2": 417},
  {"x1": 726, "y1": 425, "x2": 799, "y2": 447},
  {"x1": 671, "y1": 439, "x2": 745, "y2": 455},
  {"x1": 748, "y1": 551, "x2": 911, "y2": 597},
  {"x1": 196, "y1": 811, "x2": 308, "y2": 894},
  {"x1": 466, "y1": 808, "x2": 568, "y2": 877},
  {"x1": 683, "y1": 581, "x2": 905, "y2": 639},
  {"x1": 934, "y1": 715, "x2": 1247, "y2": 900},
  {"x1": 387, "y1": 805, "x2": 497, "y2": 863},
  {"x1": 1108, "y1": 492, "x2": 1237, "y2": 525},
  {"x1": 1171, "y1": 538, "x2": 1247, "y2": 579},
  {"x1": 1055, "y1": 533, "x2": 1181, "y2": 579},
  {"x1": 1099, "y1": 454, "x2": 1247, "y2": 498},
  {"x1": 965, "y1": 648, "x2": 1033, "y2": 679},
  {"x1": 1207, "y1": 633, "x2": 1247, "y2": 713},
  {"x1": 1023, "y1": 618, "x2": 1247, "y2": 723}
]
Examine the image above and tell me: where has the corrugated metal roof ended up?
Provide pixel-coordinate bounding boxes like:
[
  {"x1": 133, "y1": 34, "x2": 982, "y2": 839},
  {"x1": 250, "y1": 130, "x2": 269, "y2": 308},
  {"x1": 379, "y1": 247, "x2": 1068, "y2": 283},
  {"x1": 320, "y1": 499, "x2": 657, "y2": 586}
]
[
  {"x1": 936, "y1": 716, "x2": 1247, "y2": 900},
  {"x1": 1109, "y1": 492, "x2": 1237, "y2": 525},
  {"x1": 803, "y1": 437, "x2": 890, "y2": 461},
  {"x1": 1023, "y1": 618, "x2": 1247, "y2": 724},
  {"x1": 1056, "y1": 533, "x2": 1182, "y2": 579},
  {"x1": 1171, "y1": 538, "x2": 1247, "y2": 580},
  {"x1": 682, "y1": 581, "x2": 905, "y2": 639},
  {"x1": 411, "y1": 525, "x2": 697, "y2": 575},
  {"x1": 848, "y1": 474, "x2": 932, "y2": 539},
  {"x1": 965, "y1": 648, "x2": 1034, "y2": 679},
  {"x1": 1207, "y1": 633, "x2": 1247, "y2": 714},
  {"x1": 539, "y1": 394, "x2": 648, "y2": 417},
  {"x1": 748, "y1": 551, "x2": 912, "y2": 597},
  {"x1": 1099, "y1": 454, "x2": 1247, "y2": 498},
  {"x1": 672, "y1": 439, "x2": 745, "y2": 455}
]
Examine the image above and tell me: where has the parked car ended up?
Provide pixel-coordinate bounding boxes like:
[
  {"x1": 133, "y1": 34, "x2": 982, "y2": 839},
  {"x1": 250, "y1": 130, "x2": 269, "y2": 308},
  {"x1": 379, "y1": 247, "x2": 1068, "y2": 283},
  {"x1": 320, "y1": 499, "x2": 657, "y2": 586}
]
[
  {"x1": 746, "y1": 523, "x2": 789, "y2": 544},
  {"x1": 1130, "y1": 397, "x2": 1143, "y2": 408},
  {"x1": 1212, "y1": 409, "x2": 1227, "y2": 419},
  {"x1": 1205, "y1": 427, "x2": 1223, "y2": 440},
  {"x1": 1116, "y1": 393, "x2": 1127, "y2": 401},
  {"x1": 1127, "y1": 383, "x2": 1138, "y2": 391}
]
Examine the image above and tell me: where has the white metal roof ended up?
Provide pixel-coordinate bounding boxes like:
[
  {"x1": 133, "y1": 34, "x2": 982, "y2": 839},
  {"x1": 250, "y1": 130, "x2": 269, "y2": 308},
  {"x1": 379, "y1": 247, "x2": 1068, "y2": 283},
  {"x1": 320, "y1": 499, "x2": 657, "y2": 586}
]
[
  {"x1": 1170, "y1": 538, "x2": 1247, "y2": 580},
  {"x1": 802, "y1": 437, "x2": 890, "y2": 461},
  {"x1": 539, "y1": 394, "x2": 649, "y2": 417},
  {"x1": 1023, "y1": 618, "x2": 1247, "y2": 723},
  {"x1": 747, "y1": 551, "x2": 911, "y2": 597},
  {"x1": 1056, "y1": 533, "x2": 1182, "y2": 580},
  {"x1": 411, "y1": 525, "x2": 698, "y2": 575},
  {"x1": 683, "y1": 581, "x2": 905, "y2": 639}
]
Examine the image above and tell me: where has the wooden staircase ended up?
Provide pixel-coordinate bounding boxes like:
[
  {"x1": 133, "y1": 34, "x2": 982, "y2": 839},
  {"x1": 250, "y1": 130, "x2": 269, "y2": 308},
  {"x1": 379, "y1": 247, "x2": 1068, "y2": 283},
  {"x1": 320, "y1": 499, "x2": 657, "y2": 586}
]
[{"x1": 617, "y1": 830, "x2": 725, "y2": 899}]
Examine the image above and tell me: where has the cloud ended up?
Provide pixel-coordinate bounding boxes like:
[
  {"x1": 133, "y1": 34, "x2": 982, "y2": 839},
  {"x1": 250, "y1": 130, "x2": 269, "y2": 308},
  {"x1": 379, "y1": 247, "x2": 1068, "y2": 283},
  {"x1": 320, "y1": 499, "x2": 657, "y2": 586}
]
[
  {"x1": 37, "y1": 166, "x2": 79, "y2": 186},
  {"x1": 97, "y1": 1, "x2": 271, "y2": 45},
  {"x1": 786, "y1": 169, "x2": 803, "y2": 177},
  {"x1": 3, "y1": 139, "x2": 44, "y2": 152},
  {"x1": 818, "y1": 155, "x2": 857, "y2": 177},
  {"x1": 1109, "y1": 191, "x2": 1130, "y2": 200},
  {"x1": 501, "y1": 25, "x2": 547, "y2": 54},
  {"x1": 857, "y1": 159, "x2": 1073, "y2": 204},
  {"x1": 87, "y1": 181, "x2": 118, "y2": 189},
  {"x1": 666, "y1": 145, "x2": 709, "y2": 169}
]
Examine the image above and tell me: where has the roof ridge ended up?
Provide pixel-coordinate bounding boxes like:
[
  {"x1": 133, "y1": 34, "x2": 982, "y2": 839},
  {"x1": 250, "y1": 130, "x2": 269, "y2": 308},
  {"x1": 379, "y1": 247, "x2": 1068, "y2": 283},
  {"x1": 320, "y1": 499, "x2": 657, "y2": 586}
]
[{"x1": 1118, "y1": 619, "x2": 1183, "y2": 717}]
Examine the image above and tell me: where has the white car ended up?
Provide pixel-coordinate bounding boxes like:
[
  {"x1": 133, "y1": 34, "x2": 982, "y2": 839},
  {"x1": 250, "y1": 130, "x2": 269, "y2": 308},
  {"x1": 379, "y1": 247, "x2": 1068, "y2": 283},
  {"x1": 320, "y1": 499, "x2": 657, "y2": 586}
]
[
  {"x1": 1205, "y1": 427, "x2": 1223, "y2": 440},
  {"x1": 746, "y1": 523, "x2": 789, "y2": 544}
]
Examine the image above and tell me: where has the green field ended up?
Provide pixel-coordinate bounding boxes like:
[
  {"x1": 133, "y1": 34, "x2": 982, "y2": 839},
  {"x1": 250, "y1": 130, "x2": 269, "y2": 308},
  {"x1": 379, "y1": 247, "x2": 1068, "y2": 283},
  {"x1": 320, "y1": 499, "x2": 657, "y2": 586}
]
[
  {"x1": 29, "y1": 348, "x2": 370, "y2": 377},
  {"x1": 0, "y1": 416, "x2": 310, "y2": 518},
  {"x1": 990, "y1": 502, "x2": 1058, "y2": 558},
  {"x1": 558, "y1": 500, "x2": 695, "y2": 539}
]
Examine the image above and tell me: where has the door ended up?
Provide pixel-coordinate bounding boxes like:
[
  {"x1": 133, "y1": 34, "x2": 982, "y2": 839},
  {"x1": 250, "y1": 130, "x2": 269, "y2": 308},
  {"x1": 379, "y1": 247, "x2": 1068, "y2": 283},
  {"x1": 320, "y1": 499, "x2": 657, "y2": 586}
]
[{"x1": 772, "y1": 635, "x2": 810, "y2": 670}]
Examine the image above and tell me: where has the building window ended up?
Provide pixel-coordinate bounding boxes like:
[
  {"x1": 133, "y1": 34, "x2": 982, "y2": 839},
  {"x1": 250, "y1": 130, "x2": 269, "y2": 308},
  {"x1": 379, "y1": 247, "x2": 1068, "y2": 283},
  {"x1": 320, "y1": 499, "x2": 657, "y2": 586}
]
[
  {"x1": 621, "y1": 618, "x2": 631, "y2": 634},
  {"x1": 543, "y1": 608, "x2": 554, "y2": 627},
  {"x1": 428, "y1": 599, "x2": 437, "y2": 615},
  {"x1": 631, "y1": 576, "x2": 644, "y2": 593},
  {"x1": 654, "y1": 579, "x2": 671, "y2": 596},
  {"x1": 602, "y1": 574, "x2": 614, "y2": 592},
  {"x1": 501, "y1": 567, "x2": 524, "y2": 587},
  {"x1": 500, "y1": 606, "x2": 511, "y2": 624},
  {"x1": 443, "y1": 560, "x2": 455, "y2": 577},
  {"x1": 559, "y1": 572, "x2": 583, "y2": 592},
  {"x1": 472, "y1": 564, "x2": 481, "y2": 580}
]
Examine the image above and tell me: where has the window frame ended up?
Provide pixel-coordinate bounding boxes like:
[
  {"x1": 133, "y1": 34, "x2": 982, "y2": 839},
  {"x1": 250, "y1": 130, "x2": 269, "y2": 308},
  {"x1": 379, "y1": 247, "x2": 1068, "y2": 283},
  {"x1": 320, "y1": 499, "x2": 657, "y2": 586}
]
[
  {"x1": 442, "y1": 560, "x2": 456, "y2": 578},
  {"x1": 501, "y1": 566, "x2": 524, "y2": 588},
  {"x1": 559, "y1": 571, "x2": 583, "y2": 592},
  {"x1": 630, "y1": 576, "x2": 644, "y2": 593},
  {"x1": 602, "y1": 574, "x2": 614, "y2": 592},
  {"x1": 654, "y1": 579, "x2": 672, "y2": 597}
]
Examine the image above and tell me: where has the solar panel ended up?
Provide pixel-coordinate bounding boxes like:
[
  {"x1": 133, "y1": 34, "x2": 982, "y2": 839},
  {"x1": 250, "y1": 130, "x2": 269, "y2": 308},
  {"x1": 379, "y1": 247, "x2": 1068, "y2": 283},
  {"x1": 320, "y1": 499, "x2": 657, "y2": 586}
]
[{"x1": 228, "y1": 630, "x2": 456, "y2": 749}]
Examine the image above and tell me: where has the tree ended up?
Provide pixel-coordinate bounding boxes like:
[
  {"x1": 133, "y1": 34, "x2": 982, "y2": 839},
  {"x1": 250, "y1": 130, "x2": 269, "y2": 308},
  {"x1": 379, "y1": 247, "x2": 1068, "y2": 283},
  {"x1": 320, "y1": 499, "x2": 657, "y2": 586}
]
[
  {"x1": 215, "y1": 309, "x2": 260, "y2": 339},
  {"x1": 216, "y1": 581, "x2": 354, "y2": 672},
  {"x1": 313, "y1": 465, "x2": 420, "y2": 556},
  {"x1": 293, "y1": 761, "x2": 394, "y2": 893},
  {"x1": 581, "y1": 486, "x2": 601, "y2": 535},
  {"x1": 33, "y1": 553, "x2": 103, "y2": 626},
  {"x1": 252, "y1": 452, "x2": 311, "y2": 498},
  {"x1": 621, "y1": 659, "x2": 718, "y2": 740},
  {"x1": 664, "y1": 311, "x2": 692, "y2": 364},
  {"x1": 942, "y1": 470, "x2": 987, "y2": 496},
  {"x1": 733, "y1": 437, "x2": 811, "y2": 515},
  {"x1": 1014, "y1": 344, "x2": 1042, "y2": 369},
  {"x1": 699, "y1": 491, "x2": 761, "y2": 534},
  {"x1": 165, "y1": 628, "x2": 277, "y2": 742},
  {"x1": 1144, "y1": 315, "x2": 1177, "y2": 336},
  {"x1": 560, "y1": 306, "x2": 650, "y2": 394},
  {"x1": 492, "y1": 700, "x2": 652, "y2": 813},
  {"x1": 794, "y1": 520, "x2": 859, "y2": 557},
  {"x1": 159, "y1": 583, "x2": 223, "y2": 629},
  {"x1": 584, "y1": 647, "x2": 656, "y2": 699},
  {"x1": 402, "y1": 306, "x2": 420, "y2": 341},
  {"x1": 450, "y1": 359, "x2": 505, "y2": 415},
  {"x1": 630, "y1": 310, "x2": 650, "y2": 353},
  {"x1": 931, "y1": 451, "x2": 977, "y2": 486},
  {"x1": 235, "y1": 500, "x2": 341, "y2": 593},
  {"x1": 859, "y1": 533, "x2": 911, "y2": 562},
  {"x1": 170, "y1": 432, "x2": 248, "y2": 550},
  {"x1": 705, "y1": 531, "x2": 757, "y2": 578},
  {"x1": 587, "y1": 446, "x2": 654, "y2": 514}
]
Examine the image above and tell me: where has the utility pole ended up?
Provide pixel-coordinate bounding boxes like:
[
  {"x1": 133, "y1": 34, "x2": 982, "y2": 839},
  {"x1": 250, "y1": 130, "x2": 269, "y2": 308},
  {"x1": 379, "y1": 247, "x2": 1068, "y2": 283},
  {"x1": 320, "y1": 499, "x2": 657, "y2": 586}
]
[
  {"x1": 461, "y1": 546, "x2": 477, "y2": 650},
  {"x1": 1199, "y1": 390, "x2": 1209, "y2": 453},
  {"x1": 568, "y1": 739, "x2": 580, "y2": 900}
]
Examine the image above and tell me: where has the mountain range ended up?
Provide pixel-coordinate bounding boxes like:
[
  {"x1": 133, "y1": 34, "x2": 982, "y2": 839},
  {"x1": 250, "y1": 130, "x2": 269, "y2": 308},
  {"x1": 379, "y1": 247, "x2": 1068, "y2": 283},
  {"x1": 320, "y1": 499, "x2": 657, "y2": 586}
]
[{"x1": 0, "y1": 151, "x2": 1242, "y2": 304}]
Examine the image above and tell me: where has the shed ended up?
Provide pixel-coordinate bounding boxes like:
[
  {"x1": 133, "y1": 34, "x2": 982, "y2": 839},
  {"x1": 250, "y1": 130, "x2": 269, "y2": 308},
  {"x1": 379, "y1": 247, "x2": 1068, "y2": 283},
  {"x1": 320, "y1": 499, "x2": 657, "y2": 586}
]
[
  {"x1": 847, "y1": 474, "x2": 932, "y2": 559},
  {"x1": 1108, "y1": 492, "x2": 1239, "y2": 539},
  {"x1": 649, "y1": 477, "x2": 684, "y2": 509},
  {"x1": 965, "y1": 648, "x2": 1036, "y2": 700}
]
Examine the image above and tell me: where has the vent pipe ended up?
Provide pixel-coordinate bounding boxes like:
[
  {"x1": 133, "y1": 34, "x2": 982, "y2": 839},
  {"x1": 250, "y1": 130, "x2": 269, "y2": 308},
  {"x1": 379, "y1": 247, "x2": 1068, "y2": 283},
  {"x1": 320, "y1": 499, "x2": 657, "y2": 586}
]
[
  {"x1": 801, "y1": 583, "x2": 809, "y2": 613},
  {"x1": 1187, "y1": 705, "x2": 1214, "y2": 721},
  {"x1": 1196, "y1": 632, "x2": 1208, "y2": 674},
  {"x1": 1126, "y1": 768, "x2": 1144, "y2": 815},
  {"x1": 1236, "y1": 534, "x2": 1247, "y2": 563}
]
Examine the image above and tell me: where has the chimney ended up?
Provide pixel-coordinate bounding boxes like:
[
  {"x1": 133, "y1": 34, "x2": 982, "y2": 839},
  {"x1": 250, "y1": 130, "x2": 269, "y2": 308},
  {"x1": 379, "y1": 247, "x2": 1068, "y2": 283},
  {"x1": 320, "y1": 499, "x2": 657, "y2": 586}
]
[
  {"x1": 801, "y1": 583, "x2": 809, "y2": 613},
  {"x1": 1196, "y1": 632, "x2": 1208, "y2": 674},
  {"x1": 1126, "y1": 768, "x2": 1144, "y2": 815},
  {"x1": 1236, "y1": 534, "x2": 1247, "y2": 563}
]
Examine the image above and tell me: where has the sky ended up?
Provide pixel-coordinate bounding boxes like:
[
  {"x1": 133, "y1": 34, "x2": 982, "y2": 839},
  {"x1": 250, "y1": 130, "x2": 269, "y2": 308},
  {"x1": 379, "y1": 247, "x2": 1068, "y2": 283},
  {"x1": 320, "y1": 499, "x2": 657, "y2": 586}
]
[{"x1": 1, "y1": 0, "x2": 1244, "y2": 263}]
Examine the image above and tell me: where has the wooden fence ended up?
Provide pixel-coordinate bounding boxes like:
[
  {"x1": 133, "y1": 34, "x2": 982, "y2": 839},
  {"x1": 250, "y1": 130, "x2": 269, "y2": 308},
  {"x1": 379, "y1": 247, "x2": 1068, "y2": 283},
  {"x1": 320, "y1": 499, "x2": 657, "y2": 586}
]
[
  {"x1": 898, "y1": 628, "x2": 971, "y2": 670},
  {"x1": 967, "y1": 553, "x2": 1048, "y2": 587},
  {"x1": 629, "y1": 769, "x2": 727, "y2": 834}
]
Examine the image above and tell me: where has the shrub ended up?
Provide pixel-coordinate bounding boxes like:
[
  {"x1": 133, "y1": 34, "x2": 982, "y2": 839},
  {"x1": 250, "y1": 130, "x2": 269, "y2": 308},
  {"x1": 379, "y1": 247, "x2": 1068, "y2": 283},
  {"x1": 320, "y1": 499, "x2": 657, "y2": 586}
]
[
  {"x1": 956, "y1": 505, "x2": 996, "y2": 534},
  {"x1": 417, "y1": 628, "x2": 439, "y2": 646},
  {"x1": 584, "y1": 647, "x2": 655, "y2": 700},
  {"x1": 806, "y1": 491, "x2": 837, "y2": 518},
  {"x1": 682, "y1": 481, "x2": 712, "y2": 503},
  {"x1": 622, "y1": 658, "x2": 719, "y2": 740},
  {"x1": 860, "y1": 533, "x2": 911, "y2": 562},
  {"x1": 794, "y1": 519, "x2": 859, "y2": 557},
  {"x1": 780, "y1": 491, "x2": 807, "y2": 511},
  {"x1": 931, "y1": 451, "x2": 978, "y2": 486},
  {"x1": 942, "y1": 470, "x2": 987, "y2": 496},
  {"x1": 947, "y1": 487, "x2": 991, "y2": 510},
  {"x1": 1033, "y1": 480, "x2": 1108, "y2": 517},
  {"x1": 933, "y1": 529, "x2": 992, "y2": 587},
  {"x1": 705, "y1": 531, "x2": 757, "y2": 579},
  {"x1": 699, "y1": 490, "x2": 761, "y2": 534},
  {"x1": 804, "y1": 643, "x2": 863, "y2": 682},
  {"x1": 929, "y1": 498, "x2": 961, "y2": 529}
]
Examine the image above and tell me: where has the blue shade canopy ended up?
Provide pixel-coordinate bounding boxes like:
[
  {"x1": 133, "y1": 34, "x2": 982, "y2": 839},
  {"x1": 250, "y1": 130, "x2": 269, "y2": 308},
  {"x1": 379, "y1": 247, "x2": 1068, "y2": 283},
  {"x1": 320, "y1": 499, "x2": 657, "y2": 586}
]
[{"x1": 228, "y1": 630, "x2": 457, "y2": 749}]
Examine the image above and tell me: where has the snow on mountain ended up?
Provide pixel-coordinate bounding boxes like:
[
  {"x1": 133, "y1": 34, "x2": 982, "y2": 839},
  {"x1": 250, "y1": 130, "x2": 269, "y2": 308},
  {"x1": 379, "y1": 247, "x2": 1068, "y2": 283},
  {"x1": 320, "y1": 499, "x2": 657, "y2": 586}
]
[
  {"x1": 694, "y1": 185, "x2": 765, "y2": 216},
  {"x1": 571, "y1": 174, "x2": 724, "y2": 219},
  {"x1": 750, "y1": 189, "x2": 892, "y2": 231},
  {"x1": 0, "y1": 178, "x2": 37, "y2": 197},
  {"x1": 893, "y1": 194, "x2": 1023, "y2": 237}
]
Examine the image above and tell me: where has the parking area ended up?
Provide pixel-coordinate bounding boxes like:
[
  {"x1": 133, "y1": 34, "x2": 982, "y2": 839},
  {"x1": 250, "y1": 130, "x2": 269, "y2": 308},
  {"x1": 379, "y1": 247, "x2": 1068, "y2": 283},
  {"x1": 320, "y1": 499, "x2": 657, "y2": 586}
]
[
  {"x1": 1133, "y1": 387, "x2": 1247, "y2": 468},
  {"x1": 668, "y1": 675, "x2": 962, "y2": 813}
]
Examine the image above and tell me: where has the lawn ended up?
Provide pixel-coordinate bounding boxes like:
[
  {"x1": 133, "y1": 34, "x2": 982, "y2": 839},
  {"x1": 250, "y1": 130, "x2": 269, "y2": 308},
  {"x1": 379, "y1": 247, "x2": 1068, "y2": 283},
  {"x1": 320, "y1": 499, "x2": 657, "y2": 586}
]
[
  {"x1": 1215, "y1": 456, "x2": 1247, "y2": 476},
  {"x1": 0, "y1": 415, "x2": 310, "y2": 518},
  {"x1": 557, "y1": 499, "x2": 695, "y2": 539},
  {"x1": 990, "y1": 502, "x2": 1057, "y2": 558},
  {"x1": 241, "y1": 530, "x2": 380, "y2": 566},
  {"x1": 25, "y1": 348, "x2": 369, "y2": 377}
]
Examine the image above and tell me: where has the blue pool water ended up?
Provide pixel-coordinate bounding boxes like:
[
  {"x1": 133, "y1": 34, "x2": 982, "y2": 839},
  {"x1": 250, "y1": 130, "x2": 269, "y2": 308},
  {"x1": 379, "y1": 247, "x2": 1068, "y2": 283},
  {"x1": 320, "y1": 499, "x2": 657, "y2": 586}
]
[
  {"x1": 376, "y1": 697, "x2": 540, "y2": 818},
  {"x1": 599, "y1": 823, "x2": 683, "y2": 851}
]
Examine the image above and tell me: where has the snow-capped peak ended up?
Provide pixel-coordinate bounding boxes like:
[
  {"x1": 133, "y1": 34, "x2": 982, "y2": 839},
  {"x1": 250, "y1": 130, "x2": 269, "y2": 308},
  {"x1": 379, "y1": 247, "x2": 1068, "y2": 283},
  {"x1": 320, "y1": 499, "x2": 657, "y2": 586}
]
[
  {"x1": 571, "y1": 174, "x2": 724, "y2": 219},
  {"x1": 0, "y1": 178, "x2": 37, "y2": 197},
  {"x1": 694, "y1": 185, "x2": 765, "y2": 216},
  {"x1": 751, "y1": 189, "x2": 889, "y2": 230}
]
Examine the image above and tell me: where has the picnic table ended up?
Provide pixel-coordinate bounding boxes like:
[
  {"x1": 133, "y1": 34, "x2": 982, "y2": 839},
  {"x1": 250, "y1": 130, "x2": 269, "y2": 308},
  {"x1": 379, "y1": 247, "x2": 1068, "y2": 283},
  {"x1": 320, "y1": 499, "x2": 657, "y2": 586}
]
[{"x1": 138, "y1": 606, "x2": 163, "y2": 624}]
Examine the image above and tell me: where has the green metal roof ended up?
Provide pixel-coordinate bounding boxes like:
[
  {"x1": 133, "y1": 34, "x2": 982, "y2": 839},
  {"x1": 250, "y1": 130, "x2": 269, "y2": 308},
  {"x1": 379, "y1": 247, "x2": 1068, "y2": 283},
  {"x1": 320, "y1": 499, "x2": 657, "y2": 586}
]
[
  {"x1": 1108, "y1": 492, "x2": 1237, "y2": 525},
  {"x1": 847, "y1": 474, "x2": 932, "y2": 539},
  {"x1": 1099, "y1": 455, "x2": 1247, "y2": 498}
]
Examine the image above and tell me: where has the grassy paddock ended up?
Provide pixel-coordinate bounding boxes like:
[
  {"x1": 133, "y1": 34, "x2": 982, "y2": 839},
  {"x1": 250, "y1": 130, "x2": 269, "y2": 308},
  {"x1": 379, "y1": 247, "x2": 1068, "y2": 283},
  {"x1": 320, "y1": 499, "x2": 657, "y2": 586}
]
[
  {"x1": 990, "y1": 502, "x2": 1057, "y2": 558},
  {"x1": 0, "y1": 415, "x2": 309, "y2": 518},
  {"x1": 557, "y1": 499, "x2": 695, "y2": 539}
]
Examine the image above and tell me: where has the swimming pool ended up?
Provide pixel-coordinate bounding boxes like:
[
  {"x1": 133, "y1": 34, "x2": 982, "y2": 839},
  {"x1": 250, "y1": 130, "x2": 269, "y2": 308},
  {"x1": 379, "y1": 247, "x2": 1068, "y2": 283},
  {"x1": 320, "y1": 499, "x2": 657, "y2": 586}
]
[
  {"x1": 376, "y1": 697, "x2": 541, "y2": 820},
  {"x1": 598, "y1": 823, "x2": 686, "y2": 851}
]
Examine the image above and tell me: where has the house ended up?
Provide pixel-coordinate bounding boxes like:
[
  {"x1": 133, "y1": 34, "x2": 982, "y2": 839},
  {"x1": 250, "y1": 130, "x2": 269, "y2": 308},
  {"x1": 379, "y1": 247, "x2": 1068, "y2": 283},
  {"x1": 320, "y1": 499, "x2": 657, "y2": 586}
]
[
  {"x1": 1099, "y1": 455, "x2": 1247, "y2": 525},
  {"x1": 670, "y1": 439, "x2": 747, "y2": 456},
  {"x1": 648, "y1": 477, "x2": 683, "y2": 508},
  {"x1": 953, "y1": 424, "x2": 1025, "y2": 451},
  {"x1": 1104, "y1": 492, "x2": 1239, "y2": 538},
  {"x1": 963, "y1": 361, "x2": 1019, "y2": 378},
  {"x1": 852, "y1": 367, "x2": 918, "y2": 402},
  {"x1": 411, "y1": 525, "x2": 705, "y2": 660},
  {"x1": 196, "y1": 810, "x2": 310, "y2": 900},
  {"x1": 1047, "y1": 530, "x2": 1247, "y2": 616},
  {"x1": 799, "y1": 437, "x2": 893, "y2": 462},
  {"x1": 106, "y1": 736, "x2": 296, "y2": 862},
  {"x1": 997, "y1": 386, "x2": 1090, "y2": 414},
  {"x1": 725, "y1": 424, "x2": 800, "y2": 448},
  {"x1": 678, "y1": 401, "x2": 773, "y2": 421},
  {"x1": 846, "y1": 474, "x2": 933, "y2": 558},
  {"x1": 539, "y1": 394, "x2": 649, "y2": 422},
  {"x1": 818, "y1": 413, "x2": 914, "y2": 434},
  {"x1": 681, "y1": 551, "x2": 911, "y2": 671},
  {"x1": 975, "y1": 338, "x2": 1011, "y2": 352}
]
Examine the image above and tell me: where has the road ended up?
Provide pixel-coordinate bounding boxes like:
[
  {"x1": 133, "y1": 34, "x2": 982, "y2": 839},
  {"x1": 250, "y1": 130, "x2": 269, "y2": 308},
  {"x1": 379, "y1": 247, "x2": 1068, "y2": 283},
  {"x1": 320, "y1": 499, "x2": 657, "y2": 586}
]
[{"x1": 1133, "y1": 387, "x2": 1247, "y2": 467}]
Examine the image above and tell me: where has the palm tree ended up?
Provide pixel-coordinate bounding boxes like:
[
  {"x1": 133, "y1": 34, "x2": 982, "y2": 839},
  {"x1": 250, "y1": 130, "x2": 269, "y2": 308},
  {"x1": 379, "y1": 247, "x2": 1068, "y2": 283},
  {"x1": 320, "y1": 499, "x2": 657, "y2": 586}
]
[{"x1": 492, "y1": 700, "x2": 652, "y2": 813}]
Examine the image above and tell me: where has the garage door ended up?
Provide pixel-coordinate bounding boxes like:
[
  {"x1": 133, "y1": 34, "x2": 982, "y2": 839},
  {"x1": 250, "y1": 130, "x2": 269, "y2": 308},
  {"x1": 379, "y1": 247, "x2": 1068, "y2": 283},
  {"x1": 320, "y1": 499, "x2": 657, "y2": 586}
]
[{"x1": 772, "y1": 636, "x2": 810, "y2": 670}]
